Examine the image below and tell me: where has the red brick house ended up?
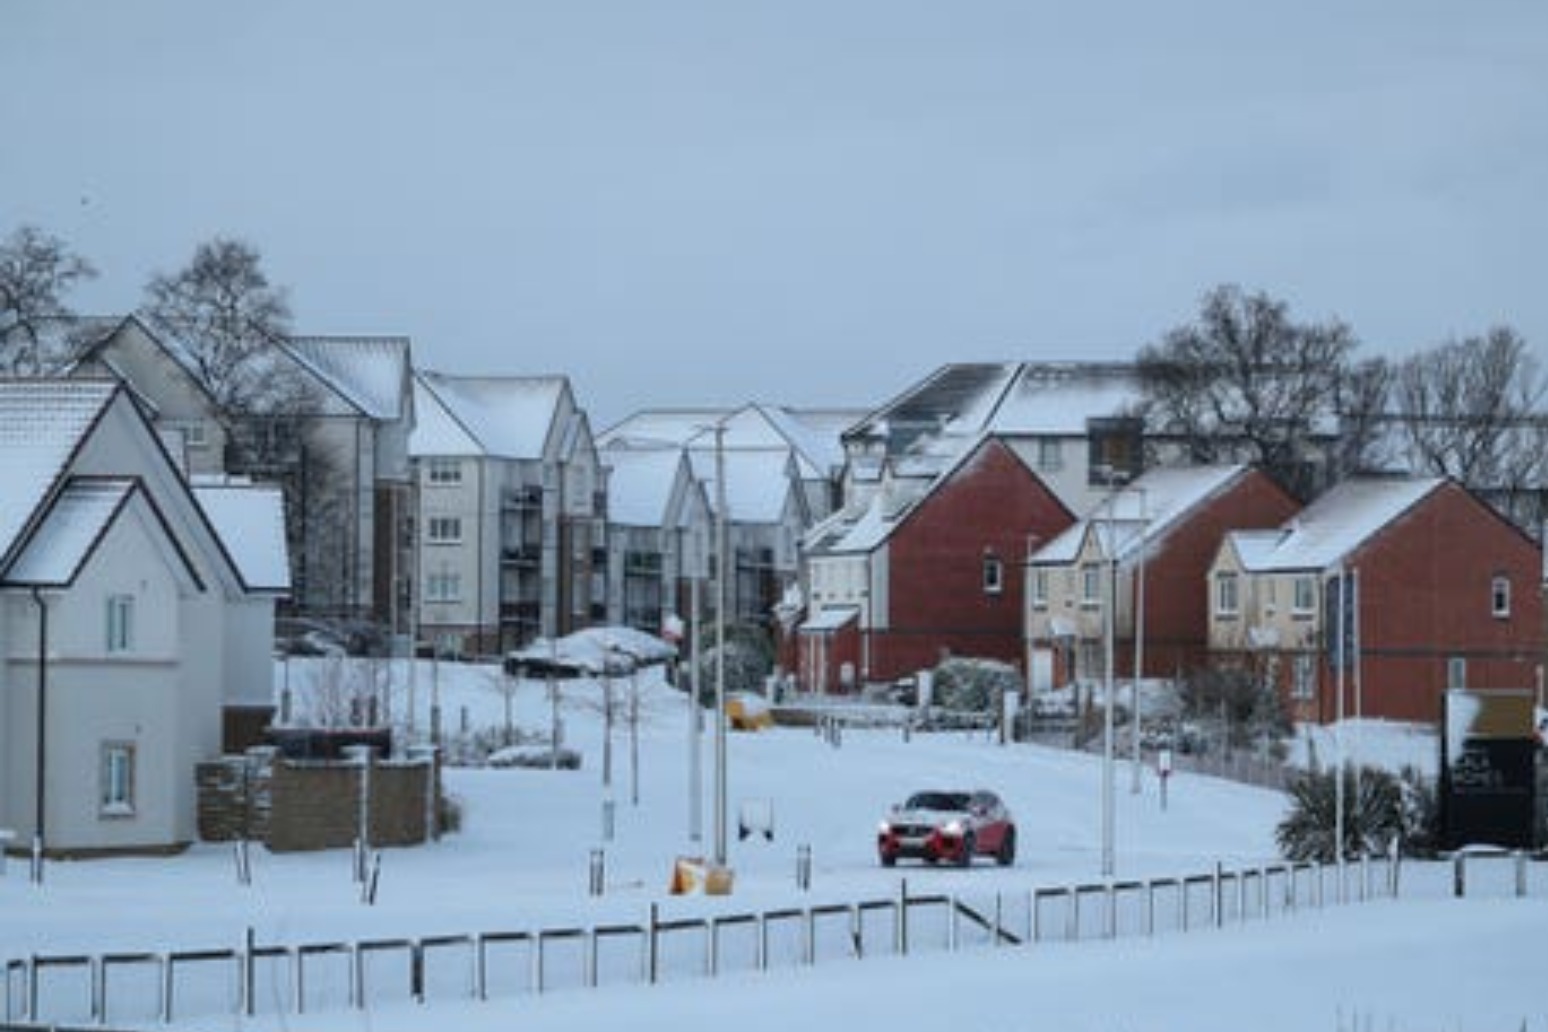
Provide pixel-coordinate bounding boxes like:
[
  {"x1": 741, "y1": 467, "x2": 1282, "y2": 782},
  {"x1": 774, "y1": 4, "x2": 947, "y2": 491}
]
[
  {"x1": 794, "y1": 435, "x2": 1073, "y2": 692},
  {"x1": 1208, "y1": 476, "x2": 1543, "y2": 724},
  {"x1": 1025, "y1": 465, "x2": 1302, "y2": 692}
]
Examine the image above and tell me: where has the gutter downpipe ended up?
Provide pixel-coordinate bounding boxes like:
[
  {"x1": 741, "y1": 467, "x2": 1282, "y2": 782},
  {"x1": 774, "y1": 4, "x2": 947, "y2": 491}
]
[{"x1": 30, "y1": 586, "x2": 47, "y2": 884}]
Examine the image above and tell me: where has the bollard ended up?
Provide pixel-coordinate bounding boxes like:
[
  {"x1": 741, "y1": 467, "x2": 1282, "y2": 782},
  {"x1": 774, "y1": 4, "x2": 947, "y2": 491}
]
[
  {"x1": 1452, "y1": 853, "x2": 1466, "y2": 898},
  {"x1": 1515, "y1": 850, "x2": 1527, "y2": 898},
  {"x1": 589, "y1": 848, "x2": 605, "y2": 897}
]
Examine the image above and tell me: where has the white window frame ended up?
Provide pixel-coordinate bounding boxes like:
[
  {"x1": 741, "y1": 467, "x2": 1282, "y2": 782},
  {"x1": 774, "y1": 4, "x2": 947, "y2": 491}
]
[
  {"x1": 100, "y1": 741, "x2": 136, "y2": 817},
  {"x1": 1292, "y1": 576, "x2": 1316, "y2": 615},
  {"x1": 426, "y1": 570, "x2": 462, "y2": 603},
  {"x1": 106, "y1": 594, "x2": 134, "y2": 653},
  {"x1": 1036, "y1": 437, "x2": 1062, "y2": 472},
  {"x1": 1491, "y1": 575, "x2": 1511, "y2": 618},
  {"x1": 1081, "y1": 564, "x2": 1101, "y2": 609},
  {"x1": 427, "y1": 458, "x2": 462, "y2": 485},
  {"x1": 1031, "y1": 568, "x2": 1049, "y2": 610},
  {"x1": 1291, "y1": 654, "x2": 1316, "y2": 701},
  {"x1": 1447, "y1": 656, "x2": 1467, "y2": 690},
  {"x1": 427, "y1": 516, "x2": 463, "y2": 544},
  {"x1": 982, "y1": 555, "x2": 1004, "y2": 595},
  {"x1": 1214, "y1": 573, "x2": 1239, "y2": 618}
]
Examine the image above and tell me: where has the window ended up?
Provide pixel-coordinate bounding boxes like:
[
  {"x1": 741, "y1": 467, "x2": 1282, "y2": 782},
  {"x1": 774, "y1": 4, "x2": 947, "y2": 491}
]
[
  {"x1": 1447, "y1": 656, "x2": 1467, "y2": 690},
  {"x1": 427, "y1": 516, "x2": 463, "y2": 544},
  {"x1": 1036, "y1": 438, "x2": 1062, "y2": 472},
  {"x1": 1214, "y1": 573, "x2": 1239, "y2": 618},
  {"x1": 1491, "y1": 575, "x2": 1511, "y2": 618},
  {"x1": 982, "y1": 555, "x2": 1003, "y2": 595},
  {"x1": 100, "y1": 742, "x2": 135, "y2": 816},
  {"x1": 1081, "y1": 564, "x2": 1102, "y2": 608},
  {"x1": 1291, "y1": 655, "x2": 1316, "y2": 700},
  {"x1": 1292, "y1": 576, "x2": 1316, "y2": 615},
  {"x1": 426, "y1": 570, "x2": 462, "y2": 603},
  {"x1": 427, "y1": 458, "x2": 462, "y2": 484},
  {"x1": 106, "y1": 595, "x2": 134, "y2": 653},
  {"x1": 1031, "y1": 568, "x2": 1049, "y2": 609}
]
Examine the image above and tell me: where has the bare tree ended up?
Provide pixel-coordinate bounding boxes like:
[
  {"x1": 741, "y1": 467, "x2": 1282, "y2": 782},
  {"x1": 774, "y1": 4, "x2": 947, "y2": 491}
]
[
  {"x1": 1329, "y1": 356, "x2": 1394, "y2": 477},
  {"x1": 141, "y1": 236, "x2": 296, "y2": 421},
  {"x1": 1138, "y1": 285, "x2": 1358, "y2": 497},
  {"x1": 1392, "y1": 327, "x2": 1545, "y2": 484},
  {"x1": 1391, "y1": 327, "x2": 1548, "y2": 535},
  {"x1": 0, "y1": 225, "x2": 97, "y2": 374}
]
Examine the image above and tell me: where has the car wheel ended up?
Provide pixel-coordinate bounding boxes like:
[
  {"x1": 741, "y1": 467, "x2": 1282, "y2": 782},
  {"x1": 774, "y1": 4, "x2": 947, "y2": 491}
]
[
  {"x1": 957, "y1": 832, "x2": 975, "y2": 867},
  {"x1": 880, "y1": 852, "x2": 896, "y2": 868},
  {"x1": 996, "y1": 827, "x2": 1016, "y2": 867}
]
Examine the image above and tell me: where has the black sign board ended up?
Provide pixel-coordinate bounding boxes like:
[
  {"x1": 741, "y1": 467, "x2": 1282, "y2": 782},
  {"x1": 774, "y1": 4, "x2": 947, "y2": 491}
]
[{"x1": 1439, "y1": 689, "x2": 1537, "y2": 850}]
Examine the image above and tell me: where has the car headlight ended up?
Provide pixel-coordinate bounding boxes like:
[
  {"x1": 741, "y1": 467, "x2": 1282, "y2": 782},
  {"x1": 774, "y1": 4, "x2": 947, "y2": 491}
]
[
  {"x1": 943, "y1": 820, "x2": 964, "y2": 837},
  {"x1": 878, "y1": 820, "x2": 893, "y2": 835}
]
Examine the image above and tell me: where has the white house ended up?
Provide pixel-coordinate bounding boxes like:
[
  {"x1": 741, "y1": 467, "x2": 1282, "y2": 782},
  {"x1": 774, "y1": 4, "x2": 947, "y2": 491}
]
[
  {"x1": 0, "y1": 380, "x2": 287, "y2": 857},
  {"x1": 409, "y1": 371, "x2": 604, "y2": 654}
]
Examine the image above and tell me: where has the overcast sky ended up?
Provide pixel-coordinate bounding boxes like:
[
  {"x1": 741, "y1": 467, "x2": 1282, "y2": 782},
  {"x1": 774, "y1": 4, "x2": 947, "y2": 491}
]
[{"x1": 4, "y1": 1, "x2": 1546, "y2": 427}]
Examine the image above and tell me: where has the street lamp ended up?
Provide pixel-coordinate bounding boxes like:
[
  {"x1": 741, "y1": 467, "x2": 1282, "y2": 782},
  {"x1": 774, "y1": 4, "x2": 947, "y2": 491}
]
[{"x1": 712, "y1": 421, "x2": 729, "y2": 868}]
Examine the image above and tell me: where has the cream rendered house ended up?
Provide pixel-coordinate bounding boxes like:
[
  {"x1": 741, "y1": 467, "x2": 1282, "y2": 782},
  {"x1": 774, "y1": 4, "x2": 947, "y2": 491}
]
[{"x1": 0, "y1": 380, "x2": 286, "y2": 856}]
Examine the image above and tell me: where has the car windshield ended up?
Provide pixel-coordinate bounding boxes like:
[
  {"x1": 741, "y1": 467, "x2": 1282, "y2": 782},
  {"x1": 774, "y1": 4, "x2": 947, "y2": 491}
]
[{"x1": 904, "y1": 791, "x2": 971, "y2": 812}]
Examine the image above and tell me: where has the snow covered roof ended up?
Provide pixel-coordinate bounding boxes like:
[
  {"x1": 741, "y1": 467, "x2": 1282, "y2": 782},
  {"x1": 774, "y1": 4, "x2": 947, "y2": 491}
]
[
  {"x1": 1031, "y1": 465, "x2": 1256, "y2": 566},
  {"x1": 799, "y1": 605, "x2": 860, "y2": 633},
  {"x1": 1232, "y1": 476, "x2": 1446, "y2": 572},
  {"x1": 602, "y1": 446, "x2": 685, "y2": 527},
  {"x1": 284, "y1": 336, "x2": 410, "y2": 421},
  {"x1": 602, "y1": 404, "x2": 855, "y2": 484},
  {"x1": 4, "y1": 478, "x2": 137, "y2": 586},
  {"x1": 193, "y1": 482, "x2": 291, "y2": 592},
  {"x1": 599, "y1": 409, "x2": 730, "y2": 449},
  {"x1": 846, "y1": 362, "x2": 1141, "y2": 454},
  {"x1": 0, "y1": 379, "x2": 118, "y2": 568},
  {"x1": 411, "y1": 372, "x2": 566, "y2": 460},
  {"x1": 688, "y1": 446, "x2": 795, "y2": 523}
]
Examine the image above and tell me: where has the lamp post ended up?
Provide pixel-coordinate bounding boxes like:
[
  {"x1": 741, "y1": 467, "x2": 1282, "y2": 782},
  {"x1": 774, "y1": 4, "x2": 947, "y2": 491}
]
[
  {"x1": 1130, "y1": 487, "x2": 1147, "y2": 795},
  {"x1": 1093, "y1": 465, "x2": 1122, "y2": 879},
  {"x1": 712, "y1": 421, "x2": 729, "y2": 868}
]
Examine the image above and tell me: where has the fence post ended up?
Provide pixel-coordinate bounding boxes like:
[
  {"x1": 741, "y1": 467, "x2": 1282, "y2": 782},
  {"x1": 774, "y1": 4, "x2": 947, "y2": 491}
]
[
  {"x1": 1144, "y1": 880, "x2": 1155, "y2": 937},
  {"x1": 242, "y1": 927, "x2": 256, "y2": 1018},
  {"x1": 1360, "y1": 853, "x2": 1370, "y2": 902},
  {"x1": 589, "y1": 849, "x2": 605, "y2": 897},
  {"x1": 1387, "y1": 840, "x2": 1402, "y2": 899},
  {"x1": 1105, "y1": 883, "x2": 1117, "y2": 939},
  {"x1": 1068, "y1": 887, "x2": 1079, "y2": 941},
  {"x1": 1213, "y1": 864, "x2": 1224, "y2": 929},
  {"x1": 948, "y1": 897, "x2": 959, "y2": 952},
  {"x1": 896, "y1": 879, "x2": 909, "y2": 956},
  {"x1": 647, "y1": 903, "x2": 660, "y2": 985},
  {"x1": 804, "y1": 907, "x2": 816, "y2": 965},
  {"x1": 1515, "y1": 850, "x2": 1527, "y2": 898},
  {"x1": 1452, "y1": 853, "x2": 1466, "y2": 899}
]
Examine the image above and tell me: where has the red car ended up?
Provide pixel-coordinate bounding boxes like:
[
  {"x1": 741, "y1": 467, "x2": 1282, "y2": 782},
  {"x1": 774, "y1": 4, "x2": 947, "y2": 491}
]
[{"x1": 877, "y1": 789, "x2": 1016, "y2": 867}]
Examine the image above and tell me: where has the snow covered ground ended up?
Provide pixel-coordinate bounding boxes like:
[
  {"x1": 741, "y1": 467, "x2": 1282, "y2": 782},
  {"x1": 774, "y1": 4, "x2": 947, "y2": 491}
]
[{"x1": 2, "y1": 657, "x2": 1543, "y2": 1031}]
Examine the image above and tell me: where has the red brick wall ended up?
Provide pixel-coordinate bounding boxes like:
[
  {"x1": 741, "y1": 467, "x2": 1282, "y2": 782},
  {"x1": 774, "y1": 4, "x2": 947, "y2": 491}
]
[
  {"x1": 797, "y1": 621, "x2": 863, "y2": 694},
  {"x1": 1118, "y1": 470, "x2": 1301, "y2": 680},
  {"x1": 1320, "y1": 482, "x2": 1543, "y2": 723},
  {"x1": 869, "y1": 440, "x2": 1074, "y2": 682}
]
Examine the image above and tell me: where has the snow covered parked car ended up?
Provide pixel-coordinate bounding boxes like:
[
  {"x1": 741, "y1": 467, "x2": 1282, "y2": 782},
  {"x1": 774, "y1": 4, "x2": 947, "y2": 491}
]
[{"x1": 877, "y1": 789, "x2": 1016, "y2": 867}]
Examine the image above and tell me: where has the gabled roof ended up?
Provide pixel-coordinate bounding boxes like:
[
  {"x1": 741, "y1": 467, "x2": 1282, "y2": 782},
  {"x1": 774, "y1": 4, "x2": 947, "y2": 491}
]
[
  {"x1": 1231, "y1": 476, "x2": 1446, "y2": 572},
  {"x1": 0, "y1": 379, "x2": 119, "y2": 570},
  {"x1": 193, "y1": 482, "x2": 291, "y2": 593},
  {"x1": 5, "y1": 478, "x2": 138, "y2": 586},
  {"x1": 808, "y1": 434, "x2": 1053, "y2": 557},
  {"x1": 284, "y1": 336, "x2": 411, "y2": 421},
  {"x1": 601, "y1": 403, "x2": 856, "y2": 483},
  {"x1": 411, "y1": 371, "x2": 568, "y2": 460},
  {"x1": 1030, "y1": 464, "x2": 1257, "y2": 566},
  {"x1": 845, "y1": 362, "x2": 1141, "y2": 454},
  {"x1": 688, "y1": 446, "x2": 797, "y2": 524},
  {"x1": 602, "y1": 446, "x2": 687, "y2": 527}
]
